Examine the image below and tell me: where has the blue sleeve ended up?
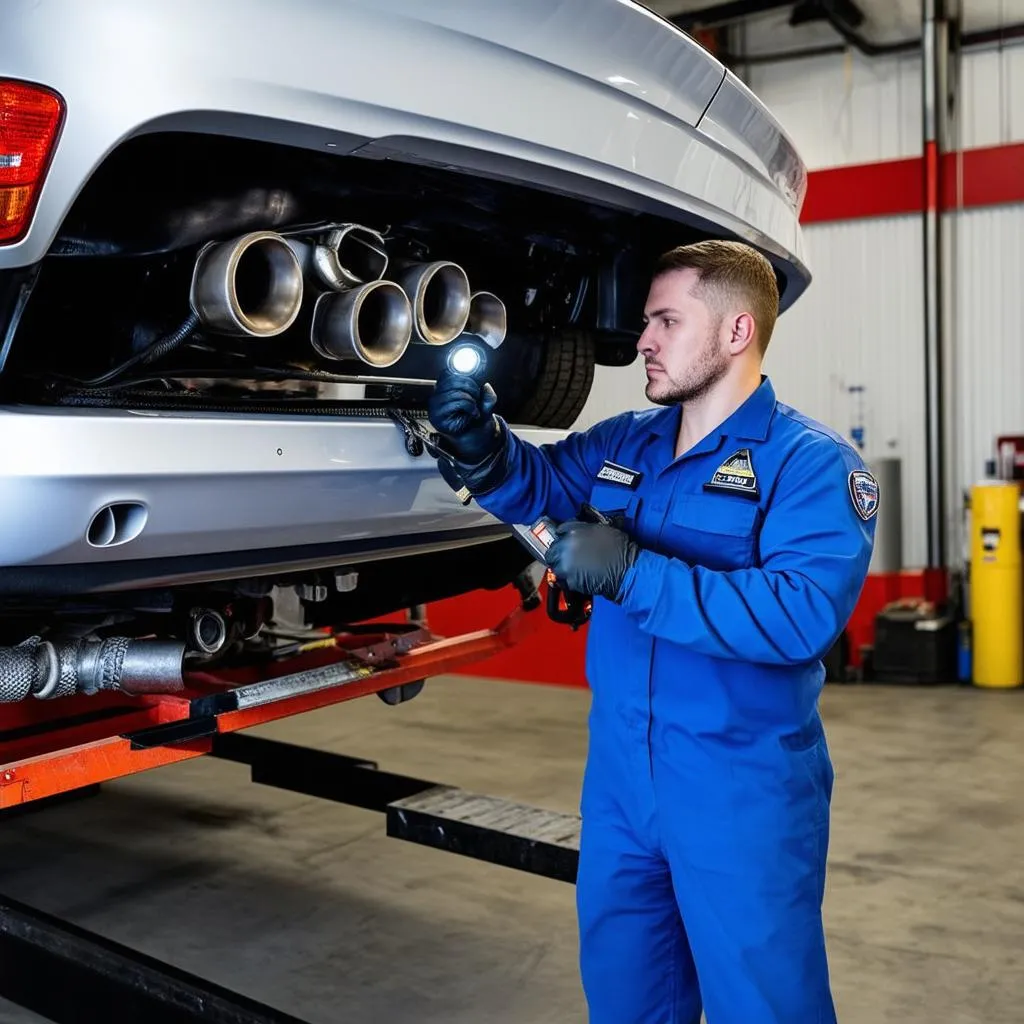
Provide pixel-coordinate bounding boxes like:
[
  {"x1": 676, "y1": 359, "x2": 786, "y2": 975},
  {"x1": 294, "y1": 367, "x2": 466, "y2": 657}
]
[
  {"x1": 472, "y1": 415, "x2": 628, "y2": 526},
  {"x1": 617, "y1": 437, "x2": 876, "y2": 665}
]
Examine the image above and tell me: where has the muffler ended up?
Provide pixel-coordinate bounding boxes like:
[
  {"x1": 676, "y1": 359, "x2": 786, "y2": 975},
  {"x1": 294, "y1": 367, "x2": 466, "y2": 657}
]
[
  {"x1": 190, "y1": 230, "x2": 305, "y2": 337},
  {"x1": 310, "y1": 280, "x2": 413, "y2": 367},
  {"x1": 0, "y1": 636, "x2": 185, "y2": 702},
  {"x1": 289, "y1": 224, "x2": 389, "y2": 291},
  {"x1": 393, "y1": 261, "x2": 472, "y2": 346},
  {"x1": 465, "y1": 291, "x2": 507, "y2": 349}
]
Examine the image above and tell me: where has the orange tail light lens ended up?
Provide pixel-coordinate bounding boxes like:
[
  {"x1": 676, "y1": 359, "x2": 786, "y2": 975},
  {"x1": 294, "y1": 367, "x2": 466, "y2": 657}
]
[{"x1": 0, "y1": 80, "x2": 65, "y2": 245}]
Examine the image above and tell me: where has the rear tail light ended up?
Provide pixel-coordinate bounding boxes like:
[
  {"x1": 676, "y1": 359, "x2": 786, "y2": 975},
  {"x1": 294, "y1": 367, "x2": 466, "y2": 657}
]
[{"x1": 0, "y1": 80, "x2": 65, "y2": 245}]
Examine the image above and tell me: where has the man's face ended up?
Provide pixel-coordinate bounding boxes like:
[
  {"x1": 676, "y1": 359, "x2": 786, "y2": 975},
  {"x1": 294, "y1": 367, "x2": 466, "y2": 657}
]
[{"x1": 637, "y1": 268, "x2": 729, "y2": 406}]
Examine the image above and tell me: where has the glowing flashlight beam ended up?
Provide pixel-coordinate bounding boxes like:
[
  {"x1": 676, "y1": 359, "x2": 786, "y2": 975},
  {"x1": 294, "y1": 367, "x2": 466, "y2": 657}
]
[{"x1": 447, "y1": 343, "x2": 485, "y2": 376}]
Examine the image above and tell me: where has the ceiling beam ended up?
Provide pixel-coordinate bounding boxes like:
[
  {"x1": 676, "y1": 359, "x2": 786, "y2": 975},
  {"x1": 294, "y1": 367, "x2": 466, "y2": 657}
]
[{"x1": 669, "y1": 0, "x2": 794, "y2": 31}]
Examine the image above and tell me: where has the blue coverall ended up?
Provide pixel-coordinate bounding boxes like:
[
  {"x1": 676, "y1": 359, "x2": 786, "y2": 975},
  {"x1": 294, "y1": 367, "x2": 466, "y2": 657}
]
[{"x1": 471, "y1": 377, "x2": 877, "y2": 1023}]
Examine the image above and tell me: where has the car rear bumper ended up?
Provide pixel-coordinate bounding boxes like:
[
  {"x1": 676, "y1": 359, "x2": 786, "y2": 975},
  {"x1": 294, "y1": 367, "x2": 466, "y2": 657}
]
[
  {"x1": 0, "y1": 406, "x2": 562, "y2": 591},
  {"x1": 0, "y1": 0, "x2": 808, "y2": 304}
]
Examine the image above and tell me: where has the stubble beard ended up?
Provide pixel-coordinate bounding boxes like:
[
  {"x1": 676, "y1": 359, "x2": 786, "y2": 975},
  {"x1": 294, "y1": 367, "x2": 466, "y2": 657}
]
[{"x1": 645, "y1": 324, "x2": 729, "y2": 407}]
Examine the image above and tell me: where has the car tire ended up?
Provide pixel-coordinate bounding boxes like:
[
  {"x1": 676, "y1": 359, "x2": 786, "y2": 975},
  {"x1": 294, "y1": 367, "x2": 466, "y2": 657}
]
[{"x1": 498, "y1": 328, "x2": 595, "y2": 429}]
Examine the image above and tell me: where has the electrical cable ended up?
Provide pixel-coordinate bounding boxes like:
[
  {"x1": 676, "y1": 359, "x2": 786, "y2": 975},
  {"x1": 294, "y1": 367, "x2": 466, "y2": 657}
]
[{"x1": 78, "y1": 312, "x2": 200, "y2": 388}]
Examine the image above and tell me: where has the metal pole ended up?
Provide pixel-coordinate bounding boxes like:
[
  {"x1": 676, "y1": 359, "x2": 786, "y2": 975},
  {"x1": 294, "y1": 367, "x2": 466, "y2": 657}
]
[{"x1": 922, "y1": 0, "x2": 950, "y2": 569}]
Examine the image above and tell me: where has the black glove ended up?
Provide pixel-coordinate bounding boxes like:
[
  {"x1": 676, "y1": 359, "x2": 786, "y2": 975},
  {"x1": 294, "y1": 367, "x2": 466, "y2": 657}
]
[
  {"x1": 546, "y1": 520, "x2": 640, "y2": 602},
  {"x1": 428, "y1": 370, "x2": 502, "y2": 467}
]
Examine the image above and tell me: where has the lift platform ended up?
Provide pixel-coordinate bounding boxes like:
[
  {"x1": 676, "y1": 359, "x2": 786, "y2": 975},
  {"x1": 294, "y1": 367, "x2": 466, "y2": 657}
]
[{"x1": 0, "y1": 592, "x2": 582, "y2": 1023}]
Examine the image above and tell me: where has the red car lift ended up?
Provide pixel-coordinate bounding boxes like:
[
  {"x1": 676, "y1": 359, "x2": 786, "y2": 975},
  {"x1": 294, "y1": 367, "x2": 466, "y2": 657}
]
[{"x1": 0, "y1": 591, "x2": 581, "y2": 1023}]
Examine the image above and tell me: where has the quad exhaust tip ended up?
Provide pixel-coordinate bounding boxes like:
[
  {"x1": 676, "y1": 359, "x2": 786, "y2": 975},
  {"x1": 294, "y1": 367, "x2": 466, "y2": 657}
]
[
  {"x1": 393, "y1": 260, "x2": 472, "y2": 346},
  {"x1": 309, "y1": 281, "x2": 414, "y2": 367},
  {"x1": 466, "y1": 291, "x2": 507, "y2": 349},
  {"x1": 190, "y1": 230, "x2": 305, "y2": 337},
  {"x1": 189, "y1": 226, "x2": 503, "y2": 368}
]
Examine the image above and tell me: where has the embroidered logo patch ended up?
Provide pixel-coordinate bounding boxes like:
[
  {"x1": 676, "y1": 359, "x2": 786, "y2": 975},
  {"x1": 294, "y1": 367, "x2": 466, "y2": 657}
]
[
  {"x1": 704, "y1": 448, "x2": 759, "y2": 499},
  {"x1": 595, "y1": 460, "x2": 643, "y2": 489},
  {"x1": 848, "y1": 470, "x2": 880, "y2": 521}
]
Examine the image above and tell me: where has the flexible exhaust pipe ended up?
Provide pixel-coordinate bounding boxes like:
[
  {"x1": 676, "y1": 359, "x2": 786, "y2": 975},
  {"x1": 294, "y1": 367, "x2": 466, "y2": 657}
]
[
  {"x1": 0, "y1": 637, "x2": 57, "y2": 703},
  {"x1": 393, "y1": 260, "x2": 472, "y2": 346},
  {"x1": 0, "y1": 636, "x2": 185, "y2": 702},
  {"x1": 190, "y1": 230, "x2": 305, "y2": 337},
  {"x1": 288, "y1": 224, "x2": 389, "y2": 291},
  {"x1": 465, "y1": 291, "x2": 507, "y2": 349},
  {"x1": 310, "y1": 281, "x2": 413, "y2": 367}
]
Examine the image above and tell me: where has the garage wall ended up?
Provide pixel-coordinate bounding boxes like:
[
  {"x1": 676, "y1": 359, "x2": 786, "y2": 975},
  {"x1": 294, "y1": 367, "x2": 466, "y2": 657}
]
[
  {"x1": 952, "y1": 202, "x2": 1024, "y2": 540},
  {"x1": 743, "y1": 39, "x2": 1024, "y2": 570},
  {"x1": 743, "y1": 45, "x2": 1024, "y2": 168},
  {"x1": 762, "y1": 215, "x2": 928, "y2": 567},
  {"x1": 572, "y1": 35, "x2": 1024, "y2": 572}
]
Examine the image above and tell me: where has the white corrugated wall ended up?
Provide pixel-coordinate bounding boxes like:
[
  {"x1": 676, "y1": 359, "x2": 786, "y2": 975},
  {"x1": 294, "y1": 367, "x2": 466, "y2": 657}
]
[
  {"x1": 744, "y1": 30, "x2": 1024, "y2": 164},
  {"x1": 952, "y1": 202, "x2": 1024, "y2": 518},
  {"x1": 762, "y1": 217, "x2": 928, "y2": 567}
]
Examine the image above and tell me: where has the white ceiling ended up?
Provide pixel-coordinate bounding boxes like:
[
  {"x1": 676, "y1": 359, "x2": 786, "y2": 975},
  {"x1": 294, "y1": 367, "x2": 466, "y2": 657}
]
[{"x1": 644, "y1": 0, "x2": 1024, "y2": 39}]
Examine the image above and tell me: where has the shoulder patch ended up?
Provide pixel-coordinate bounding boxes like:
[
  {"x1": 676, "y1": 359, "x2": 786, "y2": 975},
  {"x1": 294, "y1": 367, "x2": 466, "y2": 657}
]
[{"x1": 848, "y1": 470, "x2": 880, "y2": 521}]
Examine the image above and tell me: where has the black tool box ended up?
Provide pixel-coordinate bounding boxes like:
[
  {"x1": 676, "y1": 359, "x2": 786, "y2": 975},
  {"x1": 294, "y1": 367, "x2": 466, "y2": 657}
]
[{"x1": 871, "y1": 601, "x2": 958, "y2": 684}]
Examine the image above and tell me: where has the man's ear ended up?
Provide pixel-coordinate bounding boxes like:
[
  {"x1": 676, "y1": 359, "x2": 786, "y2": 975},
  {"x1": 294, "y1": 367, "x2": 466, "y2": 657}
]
[{"x1": 728, "y1": 312, "x2": 757, "y2": 355}]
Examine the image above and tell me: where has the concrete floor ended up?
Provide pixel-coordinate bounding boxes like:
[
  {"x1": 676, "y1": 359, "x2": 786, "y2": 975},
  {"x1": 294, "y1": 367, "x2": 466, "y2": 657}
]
[{"x1": 0, "y1": 677, "x2": 1023, "y2": 1023}]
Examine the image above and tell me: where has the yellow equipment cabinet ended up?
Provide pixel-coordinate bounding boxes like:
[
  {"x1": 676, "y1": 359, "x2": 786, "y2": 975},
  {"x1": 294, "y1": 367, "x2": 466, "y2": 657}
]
[{"x1": 970, "y1": 482, "x2": 1023, "y2": 688}]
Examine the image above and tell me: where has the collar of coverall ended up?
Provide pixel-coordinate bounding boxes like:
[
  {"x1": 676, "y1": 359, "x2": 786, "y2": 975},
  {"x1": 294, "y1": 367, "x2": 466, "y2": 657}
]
[{"x1": 643, "y1": 374, "x2": 777, "y2": 444}]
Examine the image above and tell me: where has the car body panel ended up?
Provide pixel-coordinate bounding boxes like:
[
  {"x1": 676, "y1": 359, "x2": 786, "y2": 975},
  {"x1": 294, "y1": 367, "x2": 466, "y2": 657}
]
[
  {"x1": 1, "y1": 0, "x2": 809, "y2": 304},
  {"x1": 0, "y1": 407, "x2": 563, "y2": 569}
]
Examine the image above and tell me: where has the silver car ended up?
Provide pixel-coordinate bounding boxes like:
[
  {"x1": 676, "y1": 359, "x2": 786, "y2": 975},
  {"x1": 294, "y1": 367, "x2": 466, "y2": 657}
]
[{"x1": 0, "y1": 0, "x2": 808, "y2": 696}]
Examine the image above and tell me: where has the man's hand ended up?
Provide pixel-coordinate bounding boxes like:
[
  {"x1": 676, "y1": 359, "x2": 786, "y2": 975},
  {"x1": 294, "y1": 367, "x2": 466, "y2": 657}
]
[
  {"x1": 546, "y1": 520, "x2": 640, "y2": 601},
  {"x1": 427, "y1": 369, "x2": 502, "y2": 466}
]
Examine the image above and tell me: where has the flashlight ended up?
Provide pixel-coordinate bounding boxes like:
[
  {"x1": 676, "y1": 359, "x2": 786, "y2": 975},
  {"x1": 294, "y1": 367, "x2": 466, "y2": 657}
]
[{"x1": 445, "y1": 340, "x2": 488, "y2": 377}]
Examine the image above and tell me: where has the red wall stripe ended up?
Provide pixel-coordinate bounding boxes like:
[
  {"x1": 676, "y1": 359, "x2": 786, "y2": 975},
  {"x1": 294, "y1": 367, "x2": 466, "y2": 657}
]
[
  {"x1": 942, "y1": 141, "x2": 1024, "y2": 210},
  {"x1": 800, "y1": 155, "x2": 923, "y2": 223},
  {"x1": 800, "y1": 140, "x2": 1024, "y2": 224}
]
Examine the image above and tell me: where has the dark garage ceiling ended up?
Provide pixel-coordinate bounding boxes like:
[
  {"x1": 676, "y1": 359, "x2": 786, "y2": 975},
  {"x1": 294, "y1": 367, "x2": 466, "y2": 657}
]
[{"x1": 644, "y1": 0, "x2": 1022, "y2": 41}]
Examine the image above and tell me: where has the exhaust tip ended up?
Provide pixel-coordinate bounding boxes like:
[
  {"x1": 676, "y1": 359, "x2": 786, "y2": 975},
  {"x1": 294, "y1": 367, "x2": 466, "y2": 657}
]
[
  {"x1": 466, "y1": 291, "x2": 507, "y2": 349},
  {"x1": 396, "y1": 261, "x2": 471, "y2": 346},
  {"x1": 310, "y1": 281, "x2": 413, "y2": 368},
  {"x1": 86, "y1": 502, "x2": 148, "y2": 548},
  {"x1": 190, "y1": 231, "x2": 304, "y2": 337}
]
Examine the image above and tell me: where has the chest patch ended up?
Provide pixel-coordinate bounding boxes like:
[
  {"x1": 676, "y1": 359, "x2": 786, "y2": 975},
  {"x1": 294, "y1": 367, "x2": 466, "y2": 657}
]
[
  {"x1": 595, "y1": 460, "x2": 643, "y2": 489},
  {"x1": 848, "y1": 470, "x2": 880, "y2": 520},
  {"x1": 704, "y1": 448, "x2": 760, "y2": 499}
]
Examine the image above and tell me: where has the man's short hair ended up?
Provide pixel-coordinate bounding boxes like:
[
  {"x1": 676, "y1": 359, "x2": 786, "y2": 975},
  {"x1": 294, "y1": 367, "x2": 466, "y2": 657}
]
[{"x1": 653, "y1": 240, "x2": 780, "y2": 354}]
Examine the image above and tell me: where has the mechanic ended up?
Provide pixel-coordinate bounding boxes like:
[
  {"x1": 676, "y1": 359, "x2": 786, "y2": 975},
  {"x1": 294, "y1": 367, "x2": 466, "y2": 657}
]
[{"x1": 427, "y1": 239, "x2": 877, "y2": 1024}]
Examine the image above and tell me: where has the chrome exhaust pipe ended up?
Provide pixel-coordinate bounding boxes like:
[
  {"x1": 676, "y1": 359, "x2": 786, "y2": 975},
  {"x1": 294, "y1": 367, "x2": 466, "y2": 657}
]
[
  {"x1": 52, "y1": 638, "x2": 186, "y2": 697},
  {"x1": 190, "y1": 230, "x2": 305, "y2": 337},
  {"x1": 293, "y1": 224, "x2": 389, "y2": 291},
  {"x1": 393, "y1": 261, "x2": 471, "y2": 346},
  {"x1": 465, "y1": 291, "x2": 507, "y2": 349},
  {"x1": 310, "y1": 280, "x2": 413, "y2": 367}
]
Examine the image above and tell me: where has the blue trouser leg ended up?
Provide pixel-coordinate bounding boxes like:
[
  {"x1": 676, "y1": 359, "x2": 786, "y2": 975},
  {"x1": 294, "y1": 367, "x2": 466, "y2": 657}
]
[
  {"x1": 576, "y1": 815, "x2": 702, "y2": 1024},
  {"x1": 660, "y1": 736, "x2": 837, "y2": 1024},
  {"x1": 669, "y1": 852, "x2": 835, "y2": 1024}
]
